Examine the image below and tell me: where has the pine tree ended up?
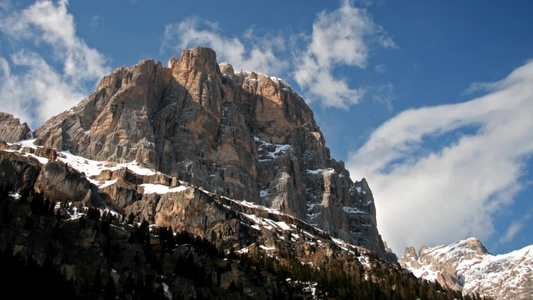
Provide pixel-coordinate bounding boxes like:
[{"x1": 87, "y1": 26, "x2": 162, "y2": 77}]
[
  {"x1": 93, "y1": 270, "x2": 103, "y2": 293},
  {"x1": 104, "y1": 278, "x2": 117, "y2": 300},
  {"x1": 30, "y1": 192, "x2": 44, "y2": 212}
]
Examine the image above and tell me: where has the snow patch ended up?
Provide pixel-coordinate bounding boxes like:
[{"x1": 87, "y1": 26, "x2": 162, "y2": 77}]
[
  {"x1": 58, "y1": 151, "x2": 157, "y2": 180},
  {"x1": 260, "y1": 245, "x2": 276, "y2": 251},
  {"x1": 18, "y1": 139, "x2": 38, "y2": 149},
  {"x1": 141, "y1": 184, "x2": 188, "y2": 195},
  {"x1": 8, "y1": 192, "x2": 21, "y2": 200},
  {"x1": 306, "y1": 168, "x2": 335, "y2": 175},
  {"x1": 255, "y1": 136, "x2": 291, "y2": 160},
  {"x1": 275, "y1": 221, "x2": 291, "y2": 231},
  {"x1": 343, "y1": 206, "x2": 365, "y2": 214}
]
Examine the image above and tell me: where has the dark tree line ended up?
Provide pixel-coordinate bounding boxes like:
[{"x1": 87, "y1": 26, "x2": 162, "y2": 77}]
[{"x1": 0, "y1": 189, "x2": 490, "y2": 300}]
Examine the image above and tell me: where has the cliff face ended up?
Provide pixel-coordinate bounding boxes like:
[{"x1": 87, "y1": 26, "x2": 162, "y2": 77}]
[
  {"x1": 32, "y1": 47, "x2": 393, "y2": 260},
  {"x1": 0, "y1": 149, "x2": 404, "y2": 299}
]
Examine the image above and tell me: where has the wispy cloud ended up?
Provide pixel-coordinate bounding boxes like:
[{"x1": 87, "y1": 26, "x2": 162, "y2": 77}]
[
  {"x1": 369, "y1": 83, "x2": 394, "y2": 111},
  {"x1": 293, "y1": 0, "x2": 395, "y2": 109},
  {"x1": 0, "y1": 0, "x2": 394, "y2": 127},
  {"x1": 374, "y1": 64, "x2": 387, "y2": 74},
  {"x1": 89, "y1": 15, "x2": 101, "y2": 32},
  {"x1": 347, "y1": 60, "x2": 533, "y2": 254},
  {"x1": 0, "y1": 0, "x2": 110, "y2": 127},
  {"x1": 500, "y1": 209, "x2": 533, "y2": 244}
]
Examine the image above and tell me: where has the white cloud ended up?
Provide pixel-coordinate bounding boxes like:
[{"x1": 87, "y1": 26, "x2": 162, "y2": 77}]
[
  {"x1": 293, "y1": 0, "x2": 395, "y2": 109},
  {"x1": 0, "y1": 50, "x2": 87, "y2": 124},
  {"x1": 347, "y1": 60, "x2": 533, "y2": 255},
  {"x1": 0, "y1": 0, "x2": 110, "y2": 127},
  {"x1": 500, "y1": 209, "x2": 533, "y2": 244},
  {"x1": 162, "y1": 17, "x2": 288, "y2": 76}
]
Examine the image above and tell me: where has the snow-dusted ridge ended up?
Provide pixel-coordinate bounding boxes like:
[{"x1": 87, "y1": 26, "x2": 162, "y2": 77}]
[
  {"x1": 459, "y1": 245, "x2": 533, "y2": 299},
  {"x1": 5, "y1": 139, "x2": 377, "y2": 270},
  {"x1": 400, "y1": 238, "x2": 533, "y2": 300},
  {"x1": 6, "y1": 140, "x2": 165, "y2": 189},
  {"x1": 58, "y1": 150, "x2": 158, "y2": 183}
]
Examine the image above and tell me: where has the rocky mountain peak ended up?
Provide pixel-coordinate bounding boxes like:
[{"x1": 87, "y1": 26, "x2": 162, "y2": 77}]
[
  {"x1": 400, "y1": 238, "x2": 532, "y2": 300},
  {"x1": 461, "y1": 237, "x2": 489, "y2": 255},
  {"x1": 169, "y1": 47, "x2": 220, "y2": 77},
  {"x1": 26, "y1": 47, "x2": 394, "y2": 260},
  {"x1": 416, "y1": 238, "x2": 488, "y2": 258}
]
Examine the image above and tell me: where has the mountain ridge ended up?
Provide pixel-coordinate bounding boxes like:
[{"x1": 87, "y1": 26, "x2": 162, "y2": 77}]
[
  {"x1": 400, "y1": 238, "x2": 533, "y2": 300},
  {"x1": 28, "y1": 46, "x2": 394, "y2": 261},
  {"x1": 0, "y1": 138, "x2": 471, "y2": 299},
  {"x1": 3, "y1": 46, "x2": 528, "y2": 299},
  {"x1": 0, "y1": 48, "x2": 527, "y2": 299}
]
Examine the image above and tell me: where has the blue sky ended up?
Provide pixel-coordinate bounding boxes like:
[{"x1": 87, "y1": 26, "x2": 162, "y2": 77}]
[{"x1": 1, "y1": 0, "x2": 532, "y2": 256}]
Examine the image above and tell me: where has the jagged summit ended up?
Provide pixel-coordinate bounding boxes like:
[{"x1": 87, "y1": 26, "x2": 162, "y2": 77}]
[
  {"x1": 18, "y1": 47, "x2": 393, "y2": 260},
  {"x1": 400, "y1": 238, "x2": 533, "y2": 300},
  {"x1": 404, "y1": 238, "x2": 489, "y2": 262},
  {"x1": 7, "y1": 47, "x2": 522, "y2": 299}
]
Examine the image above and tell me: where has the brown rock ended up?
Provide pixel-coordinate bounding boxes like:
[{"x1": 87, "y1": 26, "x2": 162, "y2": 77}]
[
  {"x1": 34, "y1": 147, "x2": 57, "y2": 161},
  {"x1": 0, "y1": 112, "x2": 31, "y2": 143},
  {"x1": 0, "y1": 151, "x2": 41, "y2": 197},
  {"x1": 32, "y1": 47, "x2": 393, "y2": 260}
]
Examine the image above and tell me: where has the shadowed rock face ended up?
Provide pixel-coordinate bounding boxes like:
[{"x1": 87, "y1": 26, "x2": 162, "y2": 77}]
[{"x1": 33, "y1": 47, "x2": 394, "y2": 260}]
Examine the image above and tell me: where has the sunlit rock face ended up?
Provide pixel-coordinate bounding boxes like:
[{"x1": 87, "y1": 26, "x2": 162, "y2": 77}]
[{"x1": 32, "y1": 47, "x2": 394, "y2": 260}]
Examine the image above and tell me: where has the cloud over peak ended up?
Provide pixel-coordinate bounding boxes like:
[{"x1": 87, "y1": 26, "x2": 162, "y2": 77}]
[
  {"x1": 161, "y1": 1, "x2": 394, "y2": 110},
  {"x1": 162, "y1": 17, "x2": 289, "y2": 77},
  {"x1": 347, "y1": 60, "x2": 533, "y2": 254}
]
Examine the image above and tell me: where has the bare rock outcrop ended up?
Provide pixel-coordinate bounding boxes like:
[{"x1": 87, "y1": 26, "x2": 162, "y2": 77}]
[
  {"x1": 0, "y1": 151, "x2": 41, "y2": 197},
  {"x1": 32, "y1": 47, "x2": 394, "y2": 260},
  {"x1": 0, "y1": 112, "x2": 31, "y2": 143}
]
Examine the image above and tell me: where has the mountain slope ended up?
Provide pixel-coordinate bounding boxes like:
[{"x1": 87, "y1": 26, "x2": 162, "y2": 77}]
[
  {"x1": 31, "y1": 47, "x2": 393, "y2": 260},
  {"x1": 0, "y1": 142, "x2": 476, "y2": 299},
  {"x1": 400, "y1": 238, "x2": 533, "y2": 300},
  {"x1": 0, "y1": 45, "x2": 501, "y2": 298}
]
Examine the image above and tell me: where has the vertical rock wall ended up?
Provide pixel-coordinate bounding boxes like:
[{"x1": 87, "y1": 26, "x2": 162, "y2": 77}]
[{"x1": 33, "y1": 47, "x2": 394, "y2": 260}]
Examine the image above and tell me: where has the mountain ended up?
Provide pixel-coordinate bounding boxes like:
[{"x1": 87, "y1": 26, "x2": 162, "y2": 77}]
[
  {"x1": 399, "y1": 238, "x2": 533, "y2": 300},
  {"x1": 0, "y1": 47, "x2": 489, "y2": 299},
  {"x1": 0, "y1": 133, "x2": 477, "y2": 299},
  {"x1": 32, "y1": 46, "x2": 393, "y2": 261}
]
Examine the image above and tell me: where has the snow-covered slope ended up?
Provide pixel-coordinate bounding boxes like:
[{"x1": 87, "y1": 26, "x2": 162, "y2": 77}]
[{"x1": 400, "y1": 238, "x2": 533, "y2": 300}]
